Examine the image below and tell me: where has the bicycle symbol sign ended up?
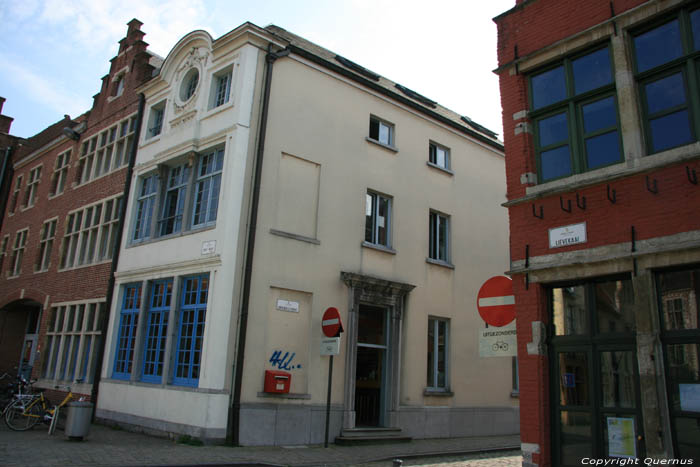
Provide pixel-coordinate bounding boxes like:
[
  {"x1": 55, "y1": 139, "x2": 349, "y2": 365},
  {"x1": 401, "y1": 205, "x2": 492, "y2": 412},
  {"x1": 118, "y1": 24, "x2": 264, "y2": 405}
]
[{"x1": 491, "y1": 341, "x2": 509, "y2": 352}]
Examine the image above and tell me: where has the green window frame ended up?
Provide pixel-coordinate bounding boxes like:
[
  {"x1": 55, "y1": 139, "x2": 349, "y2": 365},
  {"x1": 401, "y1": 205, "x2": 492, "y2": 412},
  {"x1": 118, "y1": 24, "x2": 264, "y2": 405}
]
[
  {"x1": 529, "y1": 44, "x2": 623, "y2": 183},
  {"x1": 632, "y1": 7, "x2": 700, "y2": 154}
]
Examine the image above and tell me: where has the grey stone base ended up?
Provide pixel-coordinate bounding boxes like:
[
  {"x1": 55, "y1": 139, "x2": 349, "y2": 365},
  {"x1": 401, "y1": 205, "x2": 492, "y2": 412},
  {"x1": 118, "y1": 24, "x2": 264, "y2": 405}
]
[
  {"x1": 96, "y1": 408, "x2": 227, "y2": 443},
  {"x1": 397, "y1": 406, "x2": 520, "y2": 439}
]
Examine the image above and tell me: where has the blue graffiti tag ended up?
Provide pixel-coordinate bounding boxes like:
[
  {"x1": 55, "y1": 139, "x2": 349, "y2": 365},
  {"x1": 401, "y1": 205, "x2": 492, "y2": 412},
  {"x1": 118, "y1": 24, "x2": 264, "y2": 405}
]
[{"x1": 269, "y1": 350, "x2": 301, "y2": 370}]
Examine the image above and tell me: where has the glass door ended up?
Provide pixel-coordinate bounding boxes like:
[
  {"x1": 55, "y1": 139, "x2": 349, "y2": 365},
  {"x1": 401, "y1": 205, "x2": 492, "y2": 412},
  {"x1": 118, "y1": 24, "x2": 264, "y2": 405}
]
[{"x1": 355, "y1": 305, "x2": 388, "y2": 427}]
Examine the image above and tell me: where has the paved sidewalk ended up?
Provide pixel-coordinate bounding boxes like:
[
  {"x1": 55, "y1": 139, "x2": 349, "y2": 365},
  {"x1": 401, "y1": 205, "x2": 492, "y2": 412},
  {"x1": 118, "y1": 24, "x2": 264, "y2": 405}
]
[{"x1": 0, "y1": 422, "x2": 521, "y2": 467}]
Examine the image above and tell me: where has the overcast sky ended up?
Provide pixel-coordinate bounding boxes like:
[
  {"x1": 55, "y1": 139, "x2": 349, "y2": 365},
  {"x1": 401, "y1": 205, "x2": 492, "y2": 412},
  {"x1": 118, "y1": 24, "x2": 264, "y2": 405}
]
[{"x1": 0, "y1": 0, "x2": 515, "y2": 140}]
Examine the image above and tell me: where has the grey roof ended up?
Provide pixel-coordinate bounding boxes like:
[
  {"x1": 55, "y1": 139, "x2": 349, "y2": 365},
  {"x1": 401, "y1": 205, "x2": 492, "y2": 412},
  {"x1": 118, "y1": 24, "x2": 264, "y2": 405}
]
[{"x1": 264, "y1": 24, "x2": 502, "y2": 149}]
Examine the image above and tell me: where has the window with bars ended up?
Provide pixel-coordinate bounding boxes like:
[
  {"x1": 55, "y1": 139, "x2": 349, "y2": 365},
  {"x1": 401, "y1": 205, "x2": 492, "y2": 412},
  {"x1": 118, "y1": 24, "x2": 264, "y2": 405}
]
[
  {"x1": 50, "y1": 150, "x2": 71, "y2": 197},
  {"x1": 192, "y1": 149, "x2": 224, "y2": 228},
  {"x1": 210, "y1": 67, "x2": 232, "y2": 109},
  {"x1": 427, "y1": 317, "x2": 449, "y2": 390},
  {"x1": 365, "y1": 191, "x2": 392, "y2": 248},
  {"x1": 132, "y1": 174, "x2": 158, "y2": 242},
  {"x1": 35, "y1": 218, "x2": 57, "y2": 272},
  {"x1": 9, "y1": 175, "x2": 22, "y2": 215},
  {"x1": 112, "y1": 284, "x2": 142, "y2": 380},
  {"x1": 42, "y1": 302, "x2": 104, "y2": 383},
  {"x1": 60, "y1": 195, "x2": 123, "y2": 269},
  {"x1": 77, "y1": 115, "x2": 136, "y2": 185},
  {"x1": 9, "y1": 229, "x2": 28, "y2": 277},
  {"x1": 141, "y1": 279, "x2": 172, "y2": 383},
  {"x1": 429, "y1": 211, "x2": 450, "y2": 264},
  {"x1": 23, "y1": 166, "x2": 42, "y2": 208},
  {"x1": 174, "y1": 274, "x2": 209, "y2": 386}
]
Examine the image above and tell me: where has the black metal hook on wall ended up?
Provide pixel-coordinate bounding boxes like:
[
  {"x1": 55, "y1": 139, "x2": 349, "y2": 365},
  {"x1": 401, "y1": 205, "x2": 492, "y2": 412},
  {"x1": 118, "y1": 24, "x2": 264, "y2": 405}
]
[
  {"x1": 576, "y1": 193, "x2": 586, "y2": 210},
  {"x1": 532, "y1": 204, "x2": 543, "y2": 219},
  {"x1": 560, "y1": 196, "x2": 572, "y2": 213},
  {"x1": 607, "y1": 184, "x2": 617, "y2": 204},
  {"x1": 687, "y1": 166, "x2": 698, "y2": 185},
  {"x1": 646, "y1": 175, "x2": 658, "y2": 194}
]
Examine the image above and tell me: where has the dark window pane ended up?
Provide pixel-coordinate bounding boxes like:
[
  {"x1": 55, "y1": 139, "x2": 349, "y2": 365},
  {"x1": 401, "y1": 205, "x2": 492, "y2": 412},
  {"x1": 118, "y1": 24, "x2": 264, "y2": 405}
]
[
  {"x1": 596, "y1": 279, "x2": 636, "y2": 333},
  {"x1": 645, "y1": 73, "x2": 687, "y2": 114},
  {"x1": 634, "y1": 20, "x2": 683, "y2": 72},
  {"x1": 559, "y1": 352, "x2": 590, "y2": 406},
  {"x1": 658, "y1": 269, "x2": 700, "y2": 331},
  {"x1": 553, "y1": 286, "x2": 588, "y2": 335},
  {"x1": 560, "y1": 411, "x2": 592, "y2": 465},
  {"x1": 582, "y1": 96, "x2": 617, "y2": 133},
  {"x1": 673, "y1": 417, "x2": 700, "y2": 458},
  {"x1": 540, "y1": 146, "x2": 572, "y2": 181},
  {"x1": 650, "y1": 110, "x2": 693, "y2": 152},
  {"x1": 601, "y1": 351, "x2": 636, "y2": 408},
  {"x1": 532, "y1": 66, "x2": 566, "y2": 110},
  {"x1": 585, "y1": 131, "x2": 621, "y2": 169},
  {"x1": 692, "y1": 9, "x2": 700, "y2": 51},
  {"x1": 358, "y1": 306, "x2": 386, "y2": 346},
  {"x1": 538, "y1": 112, "x2": 569, "y2": 147},
  {"x1": 573, "y1": 47, "x2": 612, "y2": 95},
  {"x1": 665, "y1": 344, "x2": 700, "y2": 389}
]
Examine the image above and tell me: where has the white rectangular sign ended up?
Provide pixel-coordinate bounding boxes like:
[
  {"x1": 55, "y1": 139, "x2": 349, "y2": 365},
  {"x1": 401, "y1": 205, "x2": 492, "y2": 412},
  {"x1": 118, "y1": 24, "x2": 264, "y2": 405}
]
[
  {"x1": 201, "y1": 240, "x2": 216, "y2": 255},
  {"x1": 276, "y1": 299, "x2": 299, "y2": 313},
  {"x1": 478, "y1": 322, "x2": 516, "y2": 357},
  {"x1": 320, "y1": 337, "x2": 340, "y2": 356},
  {"x1": 680, "y1": 383, "x2": 700, "y2": 412},
  {"x1": 549, "y1": 222, "x2": 587, "y2": 249}
]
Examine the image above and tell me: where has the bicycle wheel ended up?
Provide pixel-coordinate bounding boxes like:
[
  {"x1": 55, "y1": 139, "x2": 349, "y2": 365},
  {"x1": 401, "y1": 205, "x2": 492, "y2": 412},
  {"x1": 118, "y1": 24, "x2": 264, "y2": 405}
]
[{"x1": 4, "y1": 398, "x2": 42, "y2": 431}]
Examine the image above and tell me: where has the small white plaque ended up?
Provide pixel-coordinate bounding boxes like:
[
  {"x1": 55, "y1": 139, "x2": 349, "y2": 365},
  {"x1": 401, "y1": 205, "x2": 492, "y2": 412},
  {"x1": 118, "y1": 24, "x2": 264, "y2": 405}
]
[
  {"x1": 321, "y1": 337, "x2": 340, "y2": 356},
  {"x1": 276, "y1": 299, "x2": 299, "y2": 313},
  {"x1": 201, "y1": 240, "x2": 216, "y2": 255},
  {"x1": 549, "y1": 222, "x2": 587, "y2": 249},
  {"x1": 478, "y1": 321, "x2": 517, "y2": 357}
]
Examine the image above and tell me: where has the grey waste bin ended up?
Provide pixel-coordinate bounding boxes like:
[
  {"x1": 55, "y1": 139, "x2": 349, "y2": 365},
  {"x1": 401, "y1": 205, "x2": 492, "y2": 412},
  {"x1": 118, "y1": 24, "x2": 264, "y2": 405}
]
[{"x1": 64, "y1": 401, "x2": 93, "y2": 440}]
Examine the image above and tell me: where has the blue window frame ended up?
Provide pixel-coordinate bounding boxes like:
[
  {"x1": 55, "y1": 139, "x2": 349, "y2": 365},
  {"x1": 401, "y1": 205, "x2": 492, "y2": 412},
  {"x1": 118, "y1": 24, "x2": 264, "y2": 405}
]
[
  {"x1": 113, "y1": 284, "x2": 141, "y2": 380},
  {"x1": 158, "y1": 164, "x2": 189, "y2": 236},
  {"x1": 132, "y1": 174, "x2": 158, "y2": 242},
  {"x1": 192, "y1": 149, "x2": 224, "y2": 228},
  {"x1": 141, "y1": 279, "x2": 172, "y2": 383},
  {"x1": 173, "y1": 274, "x2": 209, "y2": 386},
  {"x1": 529, "y1": 45, "x2": 621, "y2": 182},
  {"x1": 633, "y1": 8, "x2": 700, "y2": 154}
]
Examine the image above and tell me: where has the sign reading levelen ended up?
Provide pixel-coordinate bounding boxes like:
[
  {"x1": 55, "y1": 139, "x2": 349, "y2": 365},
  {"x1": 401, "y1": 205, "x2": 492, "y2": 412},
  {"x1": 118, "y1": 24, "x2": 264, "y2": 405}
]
[{"x1": 549, "y1": 222, "x2": 587, "y2": 249}]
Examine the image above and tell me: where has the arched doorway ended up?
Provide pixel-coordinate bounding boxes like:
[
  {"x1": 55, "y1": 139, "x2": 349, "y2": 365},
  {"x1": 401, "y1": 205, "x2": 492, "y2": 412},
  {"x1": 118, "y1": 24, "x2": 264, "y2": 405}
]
[{"x1": 0, "y1": 299, "x2": 42, "y2": 378}]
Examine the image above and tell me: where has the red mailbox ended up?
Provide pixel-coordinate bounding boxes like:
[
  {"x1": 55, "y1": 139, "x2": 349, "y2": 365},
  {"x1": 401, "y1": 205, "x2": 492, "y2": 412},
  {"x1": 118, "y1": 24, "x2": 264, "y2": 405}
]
[{"x1": 264, "y1": 370, "x2": 291, "y2": 394}]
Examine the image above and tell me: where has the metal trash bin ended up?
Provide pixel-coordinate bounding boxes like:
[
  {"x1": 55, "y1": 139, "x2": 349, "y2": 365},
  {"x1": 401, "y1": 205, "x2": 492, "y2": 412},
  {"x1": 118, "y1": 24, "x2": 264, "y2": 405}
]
[{"x1": 64, "y1": 401, "x2": 93, "y2": 440}]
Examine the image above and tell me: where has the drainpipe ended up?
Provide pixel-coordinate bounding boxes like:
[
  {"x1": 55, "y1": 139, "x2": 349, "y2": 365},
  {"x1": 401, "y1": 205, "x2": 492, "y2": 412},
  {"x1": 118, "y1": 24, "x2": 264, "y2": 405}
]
[
  {"x1": 228, "y1": 45, "x2": 289, "y2": 445},
  {"x1": 0, "y1": 146, "x2": 12, "y2": 233},
  {"x1": 90, "y1": 93, "x2": 145, "y2": 416}
]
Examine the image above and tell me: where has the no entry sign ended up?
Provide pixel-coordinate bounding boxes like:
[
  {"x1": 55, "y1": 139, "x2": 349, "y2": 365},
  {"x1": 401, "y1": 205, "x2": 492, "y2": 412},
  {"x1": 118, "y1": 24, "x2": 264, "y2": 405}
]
[
  {"x1": 476, "y1": 276, "x2": 515, "y2": 327},
  {"x1": 322, "y1": 307, "x2": 343, "y2": 337}
]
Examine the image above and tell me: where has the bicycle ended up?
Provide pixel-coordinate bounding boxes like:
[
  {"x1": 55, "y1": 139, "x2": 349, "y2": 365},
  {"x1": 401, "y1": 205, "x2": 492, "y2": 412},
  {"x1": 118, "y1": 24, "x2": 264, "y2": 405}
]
[
  {"x1": 4, "y1": 382, "x2": 83, "y2": 434},
  {"x1": 1, "y1": 373, "x2": 35, "y2": 416}
]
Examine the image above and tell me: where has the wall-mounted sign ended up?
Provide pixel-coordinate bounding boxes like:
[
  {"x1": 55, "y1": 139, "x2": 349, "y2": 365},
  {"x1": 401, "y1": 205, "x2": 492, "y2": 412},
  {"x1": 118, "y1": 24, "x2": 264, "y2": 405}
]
[
  {"x1": 276, "y1": 299, "x2": 299, "y2": 313},
  {"x1": 201, "y1": 240, "x2": 216, "y2": 255},
  {"x1": 478, "y1": 321, "x2": 516, "y2": 357},
  {"x1": 607, "y1": 417, "x2": 636, "y2": 458},
  {"x1": 549, "y1": 222, "x2": 587, "y2": 249},
  {"x1": 320, "y1": 337, "x2": 340, "y2": 356}
]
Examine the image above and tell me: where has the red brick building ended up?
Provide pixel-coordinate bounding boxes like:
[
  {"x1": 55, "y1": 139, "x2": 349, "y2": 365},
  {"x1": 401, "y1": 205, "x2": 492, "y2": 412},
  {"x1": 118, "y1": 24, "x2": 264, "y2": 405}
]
[
  {"x1": 0, "y1": 20, "x2": 158, "y2": 401},
  {"x1": 495, "y1": 0, "x2": 700, "y2": 463}
]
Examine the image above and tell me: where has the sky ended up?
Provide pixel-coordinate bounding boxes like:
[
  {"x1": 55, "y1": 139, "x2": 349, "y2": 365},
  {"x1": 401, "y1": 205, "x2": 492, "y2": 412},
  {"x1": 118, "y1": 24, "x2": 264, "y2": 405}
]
[{"x1": 0, "y1": 0, "x2": 516, "y2": 140}]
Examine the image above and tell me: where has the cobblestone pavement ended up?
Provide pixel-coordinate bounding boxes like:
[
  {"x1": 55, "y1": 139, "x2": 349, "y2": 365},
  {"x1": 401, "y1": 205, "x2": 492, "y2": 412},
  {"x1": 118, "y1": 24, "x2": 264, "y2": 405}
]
[
  {"x1": 0, "y1": 420, "x2": 521, "y2": 467},
  {"x1": 354, "y1": 450, "x2": 522, "y2": 467}
]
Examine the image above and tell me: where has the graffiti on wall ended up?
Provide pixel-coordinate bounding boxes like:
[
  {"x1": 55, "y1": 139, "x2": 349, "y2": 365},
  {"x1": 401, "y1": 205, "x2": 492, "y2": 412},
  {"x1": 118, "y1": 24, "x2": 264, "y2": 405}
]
[{"x1": 269, "y1": 350, "x2": 302, "y2": 370}]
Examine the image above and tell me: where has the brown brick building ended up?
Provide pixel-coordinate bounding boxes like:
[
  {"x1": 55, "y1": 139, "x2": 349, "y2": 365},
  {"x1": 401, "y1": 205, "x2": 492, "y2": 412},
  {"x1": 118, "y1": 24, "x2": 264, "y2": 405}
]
[
  {"x1": 0, "y1": 20, "x2": 159, "y2": 401},
  {"x1": 495, "y1": 0, "x2": 700, "y2": 464}
]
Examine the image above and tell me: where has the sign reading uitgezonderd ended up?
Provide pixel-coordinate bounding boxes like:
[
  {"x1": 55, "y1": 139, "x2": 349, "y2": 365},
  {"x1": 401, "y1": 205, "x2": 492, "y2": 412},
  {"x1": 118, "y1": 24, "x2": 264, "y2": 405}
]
[{"x1": 549, "y1": 222, "x2": 587, "y2": 249}]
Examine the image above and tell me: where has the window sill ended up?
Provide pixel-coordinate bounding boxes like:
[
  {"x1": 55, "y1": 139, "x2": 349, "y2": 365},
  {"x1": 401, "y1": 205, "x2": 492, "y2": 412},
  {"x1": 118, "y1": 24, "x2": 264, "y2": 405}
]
[
  {"x1": 203, "y1": 100, "x2": 234, "y2": 119},
  {"x1": 269, "y1": 229, "x2": 320, "y2": 245},
  {"x1": 424, "y1": 388, "x2": 454, "y2": 397},
  {"x1": 58, "y1": 258, "x2": 113, "y2": 273},
  {"x1": 127, "y1": 224, "x2": 218, "y2": 249},
  {"x1": 362, "y1": 241, "x2": 396, "y2": 255},
  {"x1": 426, "y1": 161, "x2": 453, "y2": 176},
  {"x1": 256, "y1": 392, "x2": 312, "y2": 400},
  {"x1": 510, "y1": 390, "x2": 519, "y2": 398},
  {"x1": 48, "y1": 192, "x2": 65, "y2": 200},
  {"x1": 365, "y1": 137, "x2": 398, "y2": 153},
  {"x1": 426, "y1": 258, "x2": 454, "y2": 269}
]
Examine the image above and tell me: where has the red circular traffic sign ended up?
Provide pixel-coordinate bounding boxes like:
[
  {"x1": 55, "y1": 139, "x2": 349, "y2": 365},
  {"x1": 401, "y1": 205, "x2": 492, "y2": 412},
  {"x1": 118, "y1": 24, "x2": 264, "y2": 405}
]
[
  {"x1": 476, "y1": 276, "x2": 515, "y2": 327},
  {"x1": 322, "y1": 307, "x2": 344, "y2": 337}
]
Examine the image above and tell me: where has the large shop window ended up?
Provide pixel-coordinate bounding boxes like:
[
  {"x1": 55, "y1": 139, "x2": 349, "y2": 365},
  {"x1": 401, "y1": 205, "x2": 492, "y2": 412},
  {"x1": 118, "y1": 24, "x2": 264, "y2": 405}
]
[
  {"x1": 173, "y1": 275, "x2": 209, "y2": 387},
  {"x1": 141, "y1": 279, "x2": 172, "y2": 383},
  {"x1": 113, "y1": 284, "x2": 142, "y2": 380},
  {"x1": 656, "y1": 267, "x2": 700, "y2": 458},
  {"x1": 633, "y1": 7, "x2": 700, "y2": 154},
  {"x1": 529, "y1": 44, "x2": 622, "y2": 183},
  {"x1": 549, "y1": 277, "x2": 645, "y2": 464},
  {"x1": 42, "y1": 302, "x2": 105, "y2": 384}
]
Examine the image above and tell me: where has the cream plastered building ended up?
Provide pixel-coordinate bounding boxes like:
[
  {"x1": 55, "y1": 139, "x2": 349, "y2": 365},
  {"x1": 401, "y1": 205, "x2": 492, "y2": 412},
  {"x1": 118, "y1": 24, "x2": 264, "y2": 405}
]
[{"x1": 97, "y1": 22, "x2": 518, "y2": 445}]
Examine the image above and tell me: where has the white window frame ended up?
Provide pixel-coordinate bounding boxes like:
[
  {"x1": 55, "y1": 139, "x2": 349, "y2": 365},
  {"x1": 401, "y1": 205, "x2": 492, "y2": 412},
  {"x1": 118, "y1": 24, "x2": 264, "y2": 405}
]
[
  {"x1": 429, "y1": 210, "x2": 451, "y2": 264},
  {"x1": 78, "y1": 115, "x2": 136, "y2": 185},
  {"x1": 42, "y1": 301, "x2": 105, "y2": 384},
  {"x1": 9, "y1": 228, "x2": 28, "y2": 277},
  {"x1": 427, "y1": 317, "x2": 450, "y2": 391},
  {"x1": 210, "y1": 67, "x2": 233, "y2": 109},
  {"x1": 369, "y1": 115, "x2": 395, "y2": 147},
  {"x1": 146, "y1": 101, "x2": 165, "y2": 139},
  {"x1": 132, "y1": 173, "x2": 158, "y2": 242},
  {"x1": 365, "y1": 190, "x2": 392, "y2": 248},
  {"x1": 429, "y1": 141, "x2": 451, "y2": 171},
  {"x1": 50, "y1": 149, "x2": 71, "y2": 197},
  {"x1": 23, "y1": 165, "x2": 42, "y2": 209},
  {"x1": 191, "y1": 149, "x2": 224, "y2": 228},
  {"x1": 36, "y1": 218, "x2": 57, "y2": 272}
]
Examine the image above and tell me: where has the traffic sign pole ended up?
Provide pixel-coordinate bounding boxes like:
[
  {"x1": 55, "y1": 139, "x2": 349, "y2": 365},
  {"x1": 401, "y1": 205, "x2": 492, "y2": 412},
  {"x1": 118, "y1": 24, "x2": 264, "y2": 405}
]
[
  {"x1": 324, "y1": 354, "x2": 333, "y2": 448},
  {"x1": 322, "y1": 307, "x2": 343, "y2": 448}
]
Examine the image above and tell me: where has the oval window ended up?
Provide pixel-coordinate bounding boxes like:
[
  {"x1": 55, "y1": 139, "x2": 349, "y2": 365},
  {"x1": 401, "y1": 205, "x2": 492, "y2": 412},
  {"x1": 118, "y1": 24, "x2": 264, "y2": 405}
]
[{"x1": 180, "y1": 68, "x2": 199, "y2": 102}]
